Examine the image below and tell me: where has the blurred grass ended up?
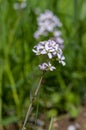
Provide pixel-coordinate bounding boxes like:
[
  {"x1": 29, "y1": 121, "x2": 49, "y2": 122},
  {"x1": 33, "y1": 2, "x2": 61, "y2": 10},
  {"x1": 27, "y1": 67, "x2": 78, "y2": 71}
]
[{"x1": 0, "y1": 0, "x2": 86, "y2": 129}]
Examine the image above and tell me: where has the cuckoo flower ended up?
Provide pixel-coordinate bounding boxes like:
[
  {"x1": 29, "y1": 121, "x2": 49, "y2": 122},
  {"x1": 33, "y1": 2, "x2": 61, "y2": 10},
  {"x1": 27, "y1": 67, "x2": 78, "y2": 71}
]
[
  {"x1": 22, "y1": 9, "x2": 66, "y2": 130},
  {"x1": 32, "y1": 39, "x2": 66, "y2": 71},
  {"x1": 39, "y1": 62, "x2": 56, "y2": 71},
  {"x1": 34, "y1": 10, "x2": 62, "y2": 39}
]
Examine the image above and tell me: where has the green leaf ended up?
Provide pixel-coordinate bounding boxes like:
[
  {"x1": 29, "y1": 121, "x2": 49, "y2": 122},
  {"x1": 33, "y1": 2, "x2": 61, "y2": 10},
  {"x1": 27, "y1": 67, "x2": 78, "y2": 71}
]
[{"x1": 0, "y1": 116, "x2": 18, "y2": 125}]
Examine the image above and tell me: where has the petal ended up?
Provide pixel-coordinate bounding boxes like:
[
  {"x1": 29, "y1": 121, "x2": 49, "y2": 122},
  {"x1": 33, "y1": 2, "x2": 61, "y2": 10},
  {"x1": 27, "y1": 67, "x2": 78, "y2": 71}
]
[
  {"x1": 48, "y1": 53, "x2": 52, "y2": 59},
  {"x1": 41, "y1": 49, "x2": 46, "y2": 54},
  {"x1": 50, "y1": 66, "x2": 56, "y2": 71},
  {"x1": 62, "y1": 61, "x2": 66, "y2": 66},
  {"x1": 61, "y1": 56, "x2": 65, "y2": 60},
  {"x1": 32, "y1": 49, "x2": 37, "y2": 53},
  {"x1": 45, "y1": 43, "x2": 49, "y2": 51},
  {"x1": 57, "y1": 53, "x2": 61, "y2": 59}
]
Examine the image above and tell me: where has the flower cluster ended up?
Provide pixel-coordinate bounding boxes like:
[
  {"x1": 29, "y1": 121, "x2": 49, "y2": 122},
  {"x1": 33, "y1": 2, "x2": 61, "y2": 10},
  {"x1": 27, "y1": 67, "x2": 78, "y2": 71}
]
[
  {"x1": 34, "y1": 10, "x2": 62, "y2": 39},
  {"x1": 33, "y1": 39, "x2": 65, "y2": 71},
  {"x1": 34, "y1": 10, "x2": 64, "y2": 49},
  {"x1": 33, "y1": 10, "x2": 65, "y2": 71},
  {"x1": 39, "y1": 62, "x2": 56, "y2": 71}
]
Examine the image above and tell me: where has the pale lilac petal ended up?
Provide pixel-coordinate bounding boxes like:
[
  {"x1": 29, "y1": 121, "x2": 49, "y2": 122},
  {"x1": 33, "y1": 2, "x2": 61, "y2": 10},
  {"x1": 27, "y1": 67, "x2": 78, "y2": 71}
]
[
  {"x1": 59, "y1": 60, "x2": 66, "y2": 66},
  {"x1": 62, "y1": 61, "x2": 66, "y2": 66},
  {"x1": 34, "y1": 10, "x2": 63, "y2": 39},
  {"x1": 56, "y1": 37, "x2": 64, "y2": 44},
  {"x1": 41, "y1": 50, "x2": 46, "y2": 54},
  {"x1": 53, "y1": 31, "x2": 61, "y2": 37},
  {"x1": 48, "y1": 53, "x2": 52, "y2": 59},
  {"x1": 50, "y1": 66, "x2": 56, "y2": 71},
  {"x1": 61, "y1": 56, "x2": 65, "y2": 60}
]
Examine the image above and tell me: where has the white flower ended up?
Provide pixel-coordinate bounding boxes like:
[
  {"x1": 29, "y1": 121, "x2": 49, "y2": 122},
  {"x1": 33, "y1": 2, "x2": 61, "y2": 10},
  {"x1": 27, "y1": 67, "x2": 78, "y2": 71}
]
[
  {"x1": 34, "y1": 28, "x2": 48, "y2": 39},
  {"x1": 39, "y1": 62, "x2": 56, "y2": 71},
  {"x1": 33, "y1": 9, "x2": 65, "y2": 69},
  {"x1": 13, "y1": 1, "x2": 27, "y2": 10},
  {"x1": 58, "y1": 55, "x2": 66, "y2": 66},
  {"x1": 21, "y1": 2, "x2": 27, "y2": 9},
  {"x1": 48, "y1": 62, "x2": 56, "y2": 71},
  {"x1": 37, "y1": 10, "x2": 62, "y2": 28},
  {"x1": 32, "y1": 39, "x2": 66, "y2": 69},
  {"x1": 53, "y1": 30, "x2": 61, "y2": 37},
  {"x1": 53, "y1": 31, "x2": 64, "y2": 49},
  {"x1": 39, "y1": 63, "x2": 48, "y2": 71},
  {"x1": 52, "y1": 44, "x2": 62, "y2": 57},
  {"x1": 56, "y1": 37, "x2": 64, "y2": 44},
  {"x1": 32, "y1": 41, "x2": 45, "y2": 55},
  {"x1": 32, "y1": 39, "x2": 65, "y2": 65},
  {"x1": 37, "y1": 10, "x2": 54, "y2": 23},
  {"x1": 34, "y1": 10, "x2": 62, "y2": 39},
  {"x1": 44, "y1": 40, "x2": 56, "y2": 59},
  {"x1": 33, "y1": 40, "x2": 57, "y2": 59}
]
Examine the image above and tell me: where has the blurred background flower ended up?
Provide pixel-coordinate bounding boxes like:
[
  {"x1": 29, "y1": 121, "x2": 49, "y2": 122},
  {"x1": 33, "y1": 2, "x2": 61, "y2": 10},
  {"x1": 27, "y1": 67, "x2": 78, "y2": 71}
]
[{"x1": 13, "y1": 0, "x2": 27, "y2": 10}]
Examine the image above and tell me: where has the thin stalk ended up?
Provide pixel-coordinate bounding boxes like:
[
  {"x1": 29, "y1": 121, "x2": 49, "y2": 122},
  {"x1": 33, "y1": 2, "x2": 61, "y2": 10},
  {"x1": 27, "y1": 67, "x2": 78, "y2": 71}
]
[
  {"x1": 74, "y1": 0, "x2": 79, "y2": 44},
  {"x1": 22, "y1": 74, "x2": 43, "y2": 130},
  {"x1": 48, "y1": 117, "x2": 54, "y2": 130},
  {"x1": 5, "y1": 64, "x2": 20, "y2": 116},
  {"x1": 35, "y1": 101, "x2": 39, "y2": 125},
  {"x1": 74, "y1": 0, "x2": 78, "y2": 22}
]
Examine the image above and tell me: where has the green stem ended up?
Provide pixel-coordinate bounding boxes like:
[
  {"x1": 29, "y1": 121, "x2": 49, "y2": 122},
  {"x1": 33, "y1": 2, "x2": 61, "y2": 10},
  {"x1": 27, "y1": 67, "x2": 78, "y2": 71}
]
[
  {"x1": 48, "y1": 117, "x2": 53, "y2": 130},
  {"x1": 22, "y1": 74, "x2": 43, "y2": 130},
  {"x1": 5, "y1": 64, "x2": 20, "y2": 116},
  {"x1": 74, "y1": 0, "x2": 79, "y2": 44}
]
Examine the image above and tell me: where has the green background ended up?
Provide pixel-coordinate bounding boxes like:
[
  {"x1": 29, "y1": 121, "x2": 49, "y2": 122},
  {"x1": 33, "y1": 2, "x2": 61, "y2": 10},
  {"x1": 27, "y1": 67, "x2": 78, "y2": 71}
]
[{"x1": 0, "y1": 0, "x2": 86, "y2": 129}]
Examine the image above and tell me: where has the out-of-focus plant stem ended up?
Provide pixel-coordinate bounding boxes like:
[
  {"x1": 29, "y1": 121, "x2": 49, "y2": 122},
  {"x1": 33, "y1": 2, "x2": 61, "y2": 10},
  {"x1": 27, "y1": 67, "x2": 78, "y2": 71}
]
[
  {"x1": 1, "y1": 2, "x2": 22, "y2": 117},
  {"x1": 74, "y1": 0, "x2": 79, "y2": 44},
  {"x1": 5, "y1": 63, "x2": 20, "y2": 116},
  {"x1": 22, "y1": 73, "x2": 44, "y2": 130},
  {"x1": 48, "y1": 117, "x2": 53, "y2": 130}
]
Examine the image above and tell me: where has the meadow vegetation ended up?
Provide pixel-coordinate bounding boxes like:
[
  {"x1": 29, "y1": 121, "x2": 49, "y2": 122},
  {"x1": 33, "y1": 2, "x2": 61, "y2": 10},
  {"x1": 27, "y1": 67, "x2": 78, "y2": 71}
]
[{"x1": 0, "y1": 0, "x2": 86, "y2": 129}]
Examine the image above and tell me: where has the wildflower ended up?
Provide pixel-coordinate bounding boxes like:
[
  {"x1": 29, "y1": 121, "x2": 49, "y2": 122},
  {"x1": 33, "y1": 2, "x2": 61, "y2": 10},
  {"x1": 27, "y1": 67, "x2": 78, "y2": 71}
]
[
  {"x1": 34, "y1": 28, "x2": 48, "y2": 39},
  {"x1": 37, "y1": 10, "x2": 62, "y2": 28},
  {"x1": 51, "y1": 30, "x2": 64, "y2": 49},
  {"x1": 39, "y1": 62, "x2": 56, "y2": 71},
  {"x1": 53, "y1": 30, "x2": 61, "y2": 37},
  {"x1": 32, "y1": 40, "x2": 57, "y2": 59},
  {"x1": 58, "y1": 56, "x2": 66, "y2": 66},
  {"x1": 33, "y1": 10, "x2": 66, "y2": 71},
  {"x1": 32, "y1": 39, "x2": 66, "y2": 69},
  {"x1": 34, "y1": 10, "x2": 62, "y2": 39},
  {"x1": 32, "y1": 41, "x2": 45, "y2": 55}
]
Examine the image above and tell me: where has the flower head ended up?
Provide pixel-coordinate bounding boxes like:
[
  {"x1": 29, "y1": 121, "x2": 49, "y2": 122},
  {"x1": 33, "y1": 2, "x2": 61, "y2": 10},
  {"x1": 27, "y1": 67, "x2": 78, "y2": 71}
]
[
  {"x1": 32, "y1": 39, "x2": 66, "y2": 71},
  {"x1": 33, "y1": 10, "x2": 66, "y2": 71},
  {"x1": 39, "y1": 62, "x2": 56, "y2": 71},
  {"x1": 34, "y1": 10, "x2": 62, "y2": 39}
]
